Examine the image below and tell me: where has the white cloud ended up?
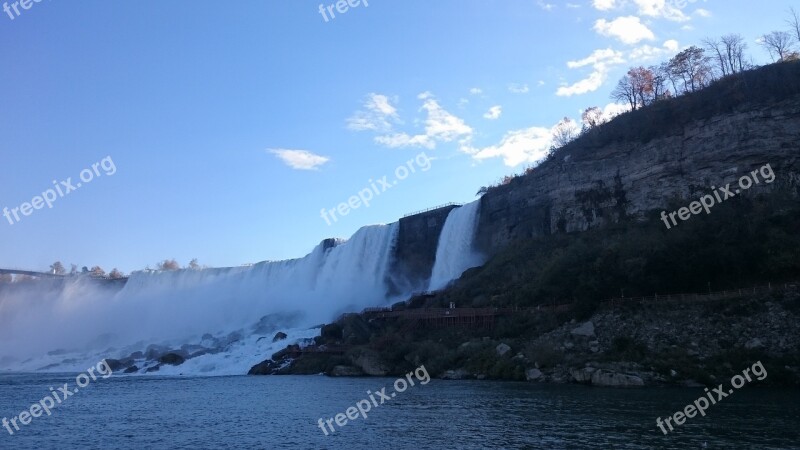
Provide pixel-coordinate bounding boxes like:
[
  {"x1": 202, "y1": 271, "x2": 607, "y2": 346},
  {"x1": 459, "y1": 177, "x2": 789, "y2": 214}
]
[
  {"x1": 463, "y1": 127, "x2": 553, "y2": 167},
  {"x1": 633, "y1": 0, "x2": 690, "y2": 22},
  {"x1": 508, "y1": 83, "x2": 530, "y2": 94},
  {"x1": 371, "y1": 94, "x2": 473, "y2": 150},
  {"x1": 694, "y1": 8, "x2": 711, "y2": 17},
  {"x1": 629, "y1": 39, "x2": 680, "y2": 61},
  {"x1": 469, "y1": 87, "x2": 483, "y2": 95},
  {"x1": 566, "y1": 3, "x2": 581, "y2": 9},
  {"x1": 483, "y1": 105, "x2": 502, "y2": 120},
  {"x1": 592, "y1": 0, "x2": 616, "y2": 11},
  {"x1": 537, "y1": 0, "x2": 555, "y2": 11},
  {"x1": 594, "y1": 16, "x2": 656, "y2": 45},
  {"x1": 557, "y1": 48, "x2": 625, "y2": 97},
  {"x1": 269, "y1": 149, "x2": 330, "y2": 171},
  {"x1": 601, "y1": 102, "x2": 631, "y2": 120},
  {"x1": 347, "y1": 93, "x2": 400, "y2": 132}
]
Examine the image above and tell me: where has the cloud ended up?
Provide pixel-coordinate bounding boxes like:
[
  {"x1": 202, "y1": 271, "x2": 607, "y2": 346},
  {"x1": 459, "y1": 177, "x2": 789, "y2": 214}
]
[
  {"x1": 632, "y1": 0, "x2": 690, "y2": 22},
  {"x1": 594, "y1": 16, "x2": 656, "y2": 45},
  {"x1": 557, "y1": 48, "x2": 625, "y2": 97},
  {"x1": 462, "y1": 127, "x2": 553, "y2": 167},
  {"x1": 628, "y1": 39, "x2": 681, "y2": 61},
  {"x1": 346, "y1": 93, "x2": 400, "y2": 132},
  {"x1": 269, "y1": 149, "x2": 330, "y2": 171},
  {"x1": 469, "y1": 87, "x2": 483, "y2": 95},
  {"x1": 566, "y1": 3, "x2": 581, "y2": 9},
  {"x1": 371, "y1": 94, "x2": 473, "y2": 150},
  {"x1": 694, "y1": 8, "x2": 711, "y2": 18},
  {"x1": 592, "y1": 0, "x2": 616, "y2": 11},
  {"x1": 508, "y1": 83, "x2": 530, "y2": 94},
  {"x1": 537, "y1": 0, "x2": 555, "y2": 11},
  {"x1": 483, "y1": 106, "x2": 502, "y2": 120}
]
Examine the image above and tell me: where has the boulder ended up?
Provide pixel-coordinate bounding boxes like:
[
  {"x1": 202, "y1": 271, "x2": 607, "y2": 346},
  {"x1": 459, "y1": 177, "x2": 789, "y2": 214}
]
[
  {"x1": 273, "y1": 332, "x2": 288, "y2": 343},
  {"x1": 496, "y1": 343, "x2": 512, "y2": 356},
  {"x1": 526, "y1": 368, "x2": 543, "y2": 381},
  {"x1": 123, "y1": 365, "x2": 139, "y2": 374},
  {"x1": 352, "y1": 351, "x2": 388, "y2": 376},
  {"x1": 158, "y1": 353, "x2": 186, "y2": 366},
  {"x1": 248, "y1": 359, "x2": 280, "y2": 375},
  {"x1": 745, "y1": 338, "x2": 764, "y2": 349},
  {"x1": 590, "y1": 369, "x2": 644, "y2": 387},
  {"x1": 570, "y1": 367, "x2": 596, "y2": 383},
  {"x1": 571, "y1": 321, "x2": 595, "y2": 337}
]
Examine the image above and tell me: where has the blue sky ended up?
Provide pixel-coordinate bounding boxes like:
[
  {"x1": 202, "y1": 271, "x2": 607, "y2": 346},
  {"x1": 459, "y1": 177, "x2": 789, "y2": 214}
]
[{"x1": 0, "y1": 0, "x2": 794, "y2": 273}]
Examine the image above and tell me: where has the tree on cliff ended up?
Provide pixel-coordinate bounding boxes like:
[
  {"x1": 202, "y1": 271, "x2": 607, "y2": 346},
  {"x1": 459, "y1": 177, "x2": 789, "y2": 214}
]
[
  {"x1": 189, "y1": 259, "x2": 200, "y2": 270},
  {"x1": 667, "y1": 47, "x2": 712, "y2": 93},
  {"x1": 157, "y1": 259, "x2": 181, "y2": 271},
  {"x1": 90, "y1": 266, "x2": 106, "y2": 277},
  {"x1": 581, "y1": 107, "x2": 604, "y2": 130},
  {"x1": 109, "y1": 268, "x2": 124, "y2": 279},
  {"x1": 704, "y1": 34, "x2": 748, "y2": 76},
  {"x1": 787, "y1": 7, "x2": 800, "y2": 44},
  {"x1": 49, "y1": 261, "x2": 66, "y2": 275},
  {"x1": 552, "y1": 117, "x2": 579, "y2": 147},
  {"x1": 760, "y1": 31, "x2": 795, "y2": 62}
]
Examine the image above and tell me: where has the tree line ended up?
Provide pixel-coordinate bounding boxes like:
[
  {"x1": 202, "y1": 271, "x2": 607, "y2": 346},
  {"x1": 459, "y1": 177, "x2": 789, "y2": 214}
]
[{"x1": 0, "y1": 258, "x2": 205, "y2": 283}]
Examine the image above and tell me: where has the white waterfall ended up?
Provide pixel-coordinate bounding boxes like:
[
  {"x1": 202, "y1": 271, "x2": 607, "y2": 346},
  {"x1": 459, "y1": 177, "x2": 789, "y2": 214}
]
[{"x1": 428, "y1": 200, "x2": 484, "y2": 291}]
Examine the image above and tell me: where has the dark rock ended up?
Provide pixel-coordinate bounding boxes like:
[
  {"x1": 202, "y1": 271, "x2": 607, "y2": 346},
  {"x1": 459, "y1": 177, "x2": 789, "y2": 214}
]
[
  {"x1": 158, "y1": 353, "x2": 186, "y2": 366},
  {"x1": 248, "y1": 359, "x2": 281, "y2": 375},
  {"x1": 124, "y1": 365, "x2": 139, "y2": 374},
  {"x1": 273, "y1": 332, "x2": 288, "y2": 342}
]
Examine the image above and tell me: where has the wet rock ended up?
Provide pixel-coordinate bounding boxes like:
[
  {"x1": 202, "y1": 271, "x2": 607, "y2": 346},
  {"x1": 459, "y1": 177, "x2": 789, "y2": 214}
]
[
  {"x1": 590, "y1": 370, "x2": 644, "y2": 387},
  {"x1": 273, "y1": 332, "x2": 288, "y2": 342},
  {"x1": 496, "y1": 343, "x2": 512, "y2": 356},
  {"x1": 158, "y1": 353, "x2": 186, "y2": 366},
  {"x1": 745, "y1": 338, "x2": 764, "y2": 349},
  {"x1": 248, "y1": 359, "x2": 281, "y2": 375},
  {"x1": 124, "y1": 365, "x2": 139, "y2": 374},
  {"x1": 526, "y1": 368, "x2": 543, "y2": 381},
  {"x1": 440, "y1": 369, "x2": 469, "y2": 380},
  {"x1": 571, "y1": 321, "x2": 595, "y2": 337}
]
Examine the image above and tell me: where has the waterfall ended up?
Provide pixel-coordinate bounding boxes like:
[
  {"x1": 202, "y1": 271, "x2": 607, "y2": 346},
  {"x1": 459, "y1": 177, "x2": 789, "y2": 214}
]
[
  {"x1": 428, "y1": 200, "x2": 484, "y2": 291},
  {"x1": 0, "y1": 223, "x2": 400, "y2": 373}
]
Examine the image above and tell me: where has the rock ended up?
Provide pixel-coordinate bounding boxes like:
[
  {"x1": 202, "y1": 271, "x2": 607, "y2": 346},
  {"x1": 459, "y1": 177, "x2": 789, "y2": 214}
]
[
  {"x1": 352, "y1": 351, "x2": 388, "y2": 376},
  {"x1": 526, "y1": 368, "x2": 543, "y2": 381},
  {"x1": 563, "y1": 342, "x2": 575, "y2": 350},
  {"x1": 440, "y1": 369, "x2": 469, "y2": 380},
  {"x1": 496, "y1": 343, "x2": 512, "y2": 356},
  {"x1": 103, "y1": 359, "x2": 127, "y2": 372},
  {"x1": 158, "y1": 353, "x2": 186, "y2": 366},
  {"x1": 571, "y1": 321, "x2": 595, "y2": 337},
  {"x1": 745, "y1": 338, "x2": 764, "y2": 349},
  {"x1": 329, "y1": 365, "x2": 364, "y2": 377},
  {"x1": 248, "y1": 359, "x2": 280, "y2": 375},
  {"x1": 570, "y1": 367, "x2": 596, "y2": 383},
  {"x1": 145, "y1": 365, "x2": 160, "y2": 373},
  {"x1": 123, "y1": 365, "x2": 139, "y2": 374},
  {"x1": 477, "y1": 374, "x2": 487, "y2": 380},
  {"x1": 272, "y1": 332, "x2": 288, "y2": 343},
  {"x1": 590, "y1": 370, "x2": 644, "y2": 387}
]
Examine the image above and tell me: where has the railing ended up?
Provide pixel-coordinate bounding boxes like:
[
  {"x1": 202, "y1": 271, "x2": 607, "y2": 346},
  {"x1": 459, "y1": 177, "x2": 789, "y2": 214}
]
[{"x1": 402, "y1": 203, "x2": 462, "y2": 218}]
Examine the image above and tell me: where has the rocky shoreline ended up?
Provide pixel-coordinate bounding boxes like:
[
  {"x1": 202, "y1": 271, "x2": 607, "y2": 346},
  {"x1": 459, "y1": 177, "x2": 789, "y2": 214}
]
[{"x1": 249, "y1": 287, "x2": 800, "y2": 388}]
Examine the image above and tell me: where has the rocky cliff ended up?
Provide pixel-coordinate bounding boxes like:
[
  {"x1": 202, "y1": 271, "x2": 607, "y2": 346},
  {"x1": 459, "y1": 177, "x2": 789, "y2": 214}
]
[{"x1": 475, "y1": 70, "x2": 800, "y2": 255}]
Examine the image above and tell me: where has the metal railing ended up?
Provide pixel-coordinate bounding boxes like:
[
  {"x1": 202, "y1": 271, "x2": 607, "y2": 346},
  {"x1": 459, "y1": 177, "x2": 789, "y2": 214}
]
[{"x1": 402, "y1": 203, "x2": 462, "y2": 218}]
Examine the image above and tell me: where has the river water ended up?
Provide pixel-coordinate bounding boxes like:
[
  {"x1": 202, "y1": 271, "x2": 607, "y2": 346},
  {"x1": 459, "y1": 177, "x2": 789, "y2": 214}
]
[{"x1": 0, "y1": 373, "x2": 798, "y2": 449}]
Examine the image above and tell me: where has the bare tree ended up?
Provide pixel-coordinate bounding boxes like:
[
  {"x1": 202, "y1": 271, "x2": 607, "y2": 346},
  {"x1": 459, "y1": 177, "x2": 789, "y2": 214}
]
[
  {"x1": 760, "y1": 31, "x2": 795, "y2": 61},
  {"x1": 109, "y1": 268, "x2": 124, "y2": 279},
  {"x1": 721, "y1": 34, "x2": 748, "y2": 74},
  {"x1": 189, "y1": 259, "x2": 200, "y2": 270},
  {"x1": 49, "y1": 261, "x2": 66, "y2": 275},
  {"x1": 788, "y1": 7, "x2": 800, "y2": 43},
  {"x1": 157, "y1": 259, "x2": 181, "y2": 271},
  {"x1": 581, "y1": 106, "x2": 604, "y2": 130},
  {"x1": 650, "y1": 64, "x2": 671, "y2": 101},
  {"x1": 703, "y1": 36, "x2": 729, "y2": 77},
  {"x1": 552, "y1": 117, "x2": 579, "y2": 148},
  {"x1": 612, "y1": 74, "x2": 638, "y2": 110}
]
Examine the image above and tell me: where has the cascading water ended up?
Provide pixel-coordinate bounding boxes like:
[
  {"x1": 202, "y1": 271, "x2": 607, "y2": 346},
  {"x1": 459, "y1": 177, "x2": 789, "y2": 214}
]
[
  {"x1": 0, "y1": 223, "x2": 400, "y2": 374},
  {"x1": 428, "y1": 200, "x2": 484, "y2": 291}
]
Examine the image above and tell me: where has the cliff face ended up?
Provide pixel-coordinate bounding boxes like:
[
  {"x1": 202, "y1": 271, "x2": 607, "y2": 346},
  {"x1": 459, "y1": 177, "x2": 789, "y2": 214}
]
[
  {"x1": 475, "y1": 98, "x2": 800, "y2": 255},
  {"x1": 387, "y1": 205, "x2": 460, "y2": 295}
]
